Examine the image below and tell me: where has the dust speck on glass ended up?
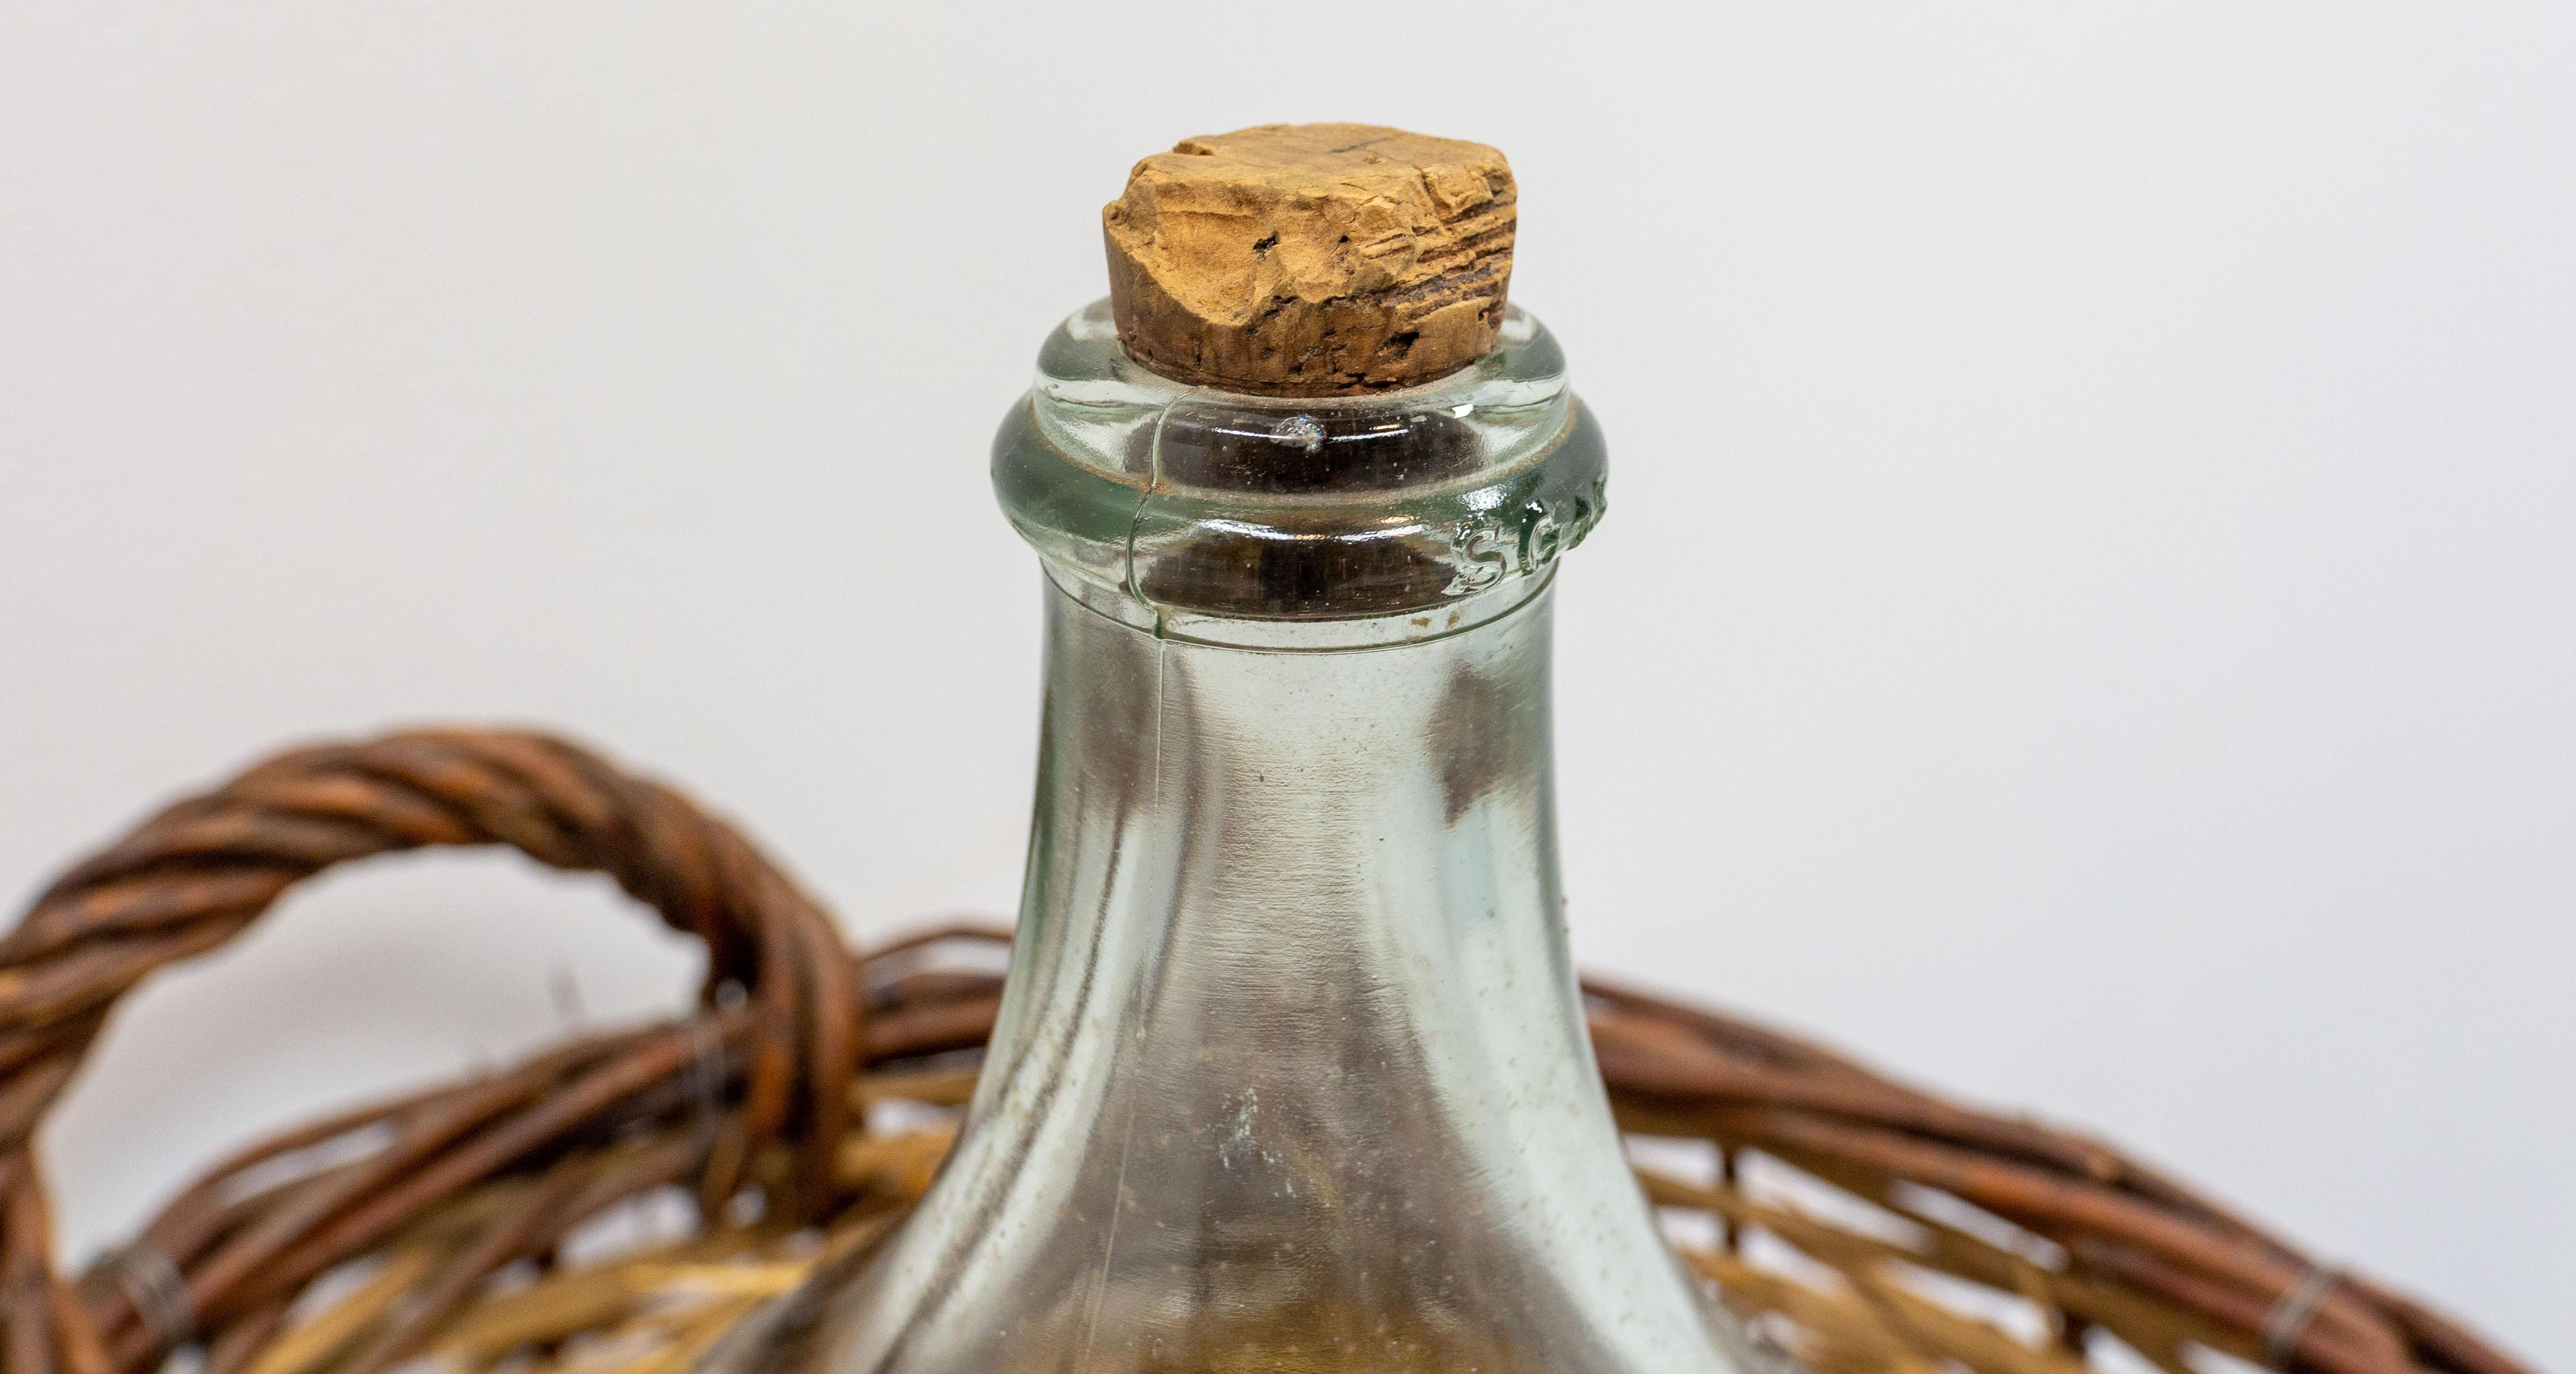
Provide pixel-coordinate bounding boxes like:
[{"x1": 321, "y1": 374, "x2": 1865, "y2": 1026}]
[{"x1": 700, "y1": 301, "x2": 1784, "y2": 1373}]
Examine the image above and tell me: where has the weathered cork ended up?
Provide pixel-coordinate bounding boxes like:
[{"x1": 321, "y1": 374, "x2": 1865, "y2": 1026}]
[{"x1": 1103, "y1": 123, "x2": 1516, "y2": 396}]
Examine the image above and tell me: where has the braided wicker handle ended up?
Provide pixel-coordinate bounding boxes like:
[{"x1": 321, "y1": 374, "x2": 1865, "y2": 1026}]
[{"x1": 0, "y1": 729, "x2": 857, "y2": 1374}]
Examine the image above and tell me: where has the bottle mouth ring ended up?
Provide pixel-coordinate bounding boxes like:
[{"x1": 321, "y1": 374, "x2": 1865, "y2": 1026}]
[{"x1": 995, "y1": 300, "x2": 1607, "y2": 634}]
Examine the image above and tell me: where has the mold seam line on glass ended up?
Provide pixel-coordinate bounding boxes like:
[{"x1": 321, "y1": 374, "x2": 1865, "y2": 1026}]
[
  {"x1": 1121, "y1": 383, "x2": 1201, "y2": 639},
  {"x1": 1072, "y1": 370, "x2": 1178, "y2": 1369}
]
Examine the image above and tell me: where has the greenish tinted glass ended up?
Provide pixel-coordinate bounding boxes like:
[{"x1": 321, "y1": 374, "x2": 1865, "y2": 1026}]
[{"x1": 706, "y1": 304, "x2": 1780, "y2": 1374}]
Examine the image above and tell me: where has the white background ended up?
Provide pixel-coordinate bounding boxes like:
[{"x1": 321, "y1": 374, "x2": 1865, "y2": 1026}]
[{"x1": 3, "y1": 3, "x2": 2569, "y2": 1364}]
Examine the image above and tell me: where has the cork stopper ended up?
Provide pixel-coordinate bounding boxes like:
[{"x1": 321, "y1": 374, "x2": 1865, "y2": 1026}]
[{"x1": 1103, "y1": 123, "x2": 1516, "y2": 396}]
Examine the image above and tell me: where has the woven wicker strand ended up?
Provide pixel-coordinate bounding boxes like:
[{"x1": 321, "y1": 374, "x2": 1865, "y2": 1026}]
[{"x1": 0, "y1": 729, "x2": 2534, "y2": 1374}]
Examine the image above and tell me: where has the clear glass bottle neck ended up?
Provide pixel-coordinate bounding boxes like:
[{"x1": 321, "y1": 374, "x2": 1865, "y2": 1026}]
[
  {"x1": 719, "y1": 305, "x2": 1756, "y2": 1373},
  {"x1": 799, "y1": 577, "x2": 1734, "y2": 1372}
]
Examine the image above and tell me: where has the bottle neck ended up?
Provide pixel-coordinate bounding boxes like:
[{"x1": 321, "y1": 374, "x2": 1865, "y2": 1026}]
[
  {"x1": 855, "y1": 571, "x2": 1726, "y2": 1371},
  {"x1": 762, "y1": 304, "x2": 1743, "y2": 1372},
  {"x1": 980, "y1": 569, "x2": 1573, "y2": 1115}
]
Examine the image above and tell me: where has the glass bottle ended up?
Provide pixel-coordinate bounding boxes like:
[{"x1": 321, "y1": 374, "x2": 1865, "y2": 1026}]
[{"x1": 711, "y1": 299, "x2": 1772, "y2": 1374}]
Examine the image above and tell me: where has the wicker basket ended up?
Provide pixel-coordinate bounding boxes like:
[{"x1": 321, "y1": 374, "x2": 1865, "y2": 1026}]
[{"x1": 0, "y1": 729, "x2": 2531, "y2": 1374}]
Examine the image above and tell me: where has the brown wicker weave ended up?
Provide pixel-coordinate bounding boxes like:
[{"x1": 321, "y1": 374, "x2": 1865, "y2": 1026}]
[{"x1": 0, "y1": 729, "x2": 2533, "y2": 1374}]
